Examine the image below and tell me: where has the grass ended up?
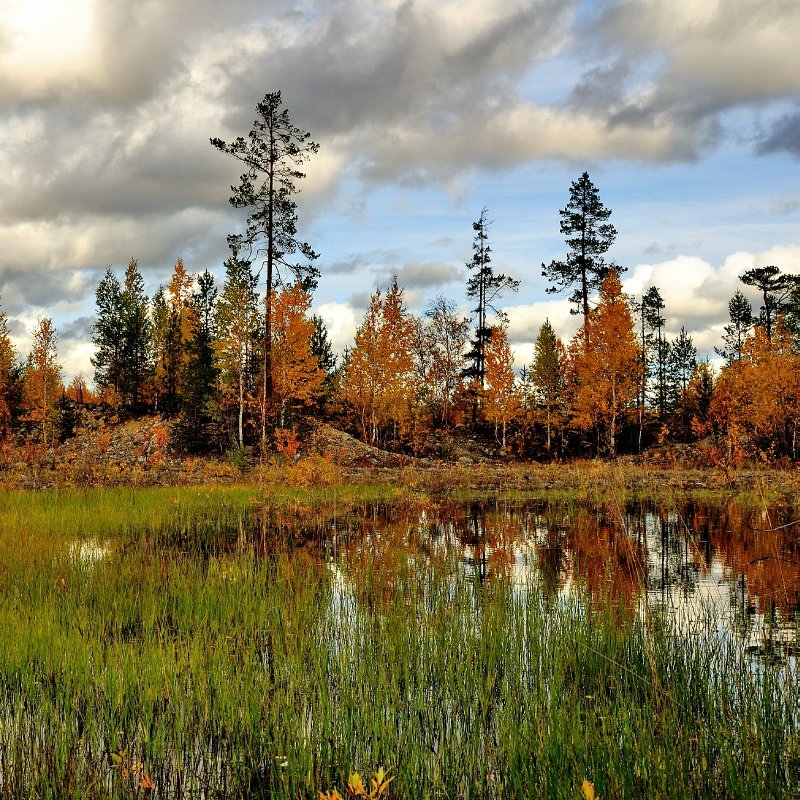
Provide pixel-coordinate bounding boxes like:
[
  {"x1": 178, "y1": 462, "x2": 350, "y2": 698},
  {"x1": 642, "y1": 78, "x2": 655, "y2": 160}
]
[{"x1": 0, "y1": 487, "x2": 796, "y2": 798}]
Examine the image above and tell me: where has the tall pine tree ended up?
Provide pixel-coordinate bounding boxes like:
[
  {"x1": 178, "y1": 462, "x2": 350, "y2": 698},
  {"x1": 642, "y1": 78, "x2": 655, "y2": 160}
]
[{"x1": 542, "y1": 172, "x2": 620, "y2": 343}]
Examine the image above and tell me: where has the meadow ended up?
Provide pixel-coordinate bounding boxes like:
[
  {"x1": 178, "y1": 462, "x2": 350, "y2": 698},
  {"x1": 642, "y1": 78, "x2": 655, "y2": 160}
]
[{"x1": 0, "y1": 479, "x2": 797, "y2": 798}]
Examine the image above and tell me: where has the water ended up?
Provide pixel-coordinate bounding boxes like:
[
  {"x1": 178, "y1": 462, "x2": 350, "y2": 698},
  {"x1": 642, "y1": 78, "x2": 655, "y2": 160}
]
[{"x1": 316, "y1": 499, "x2": 799, "y2": 665}]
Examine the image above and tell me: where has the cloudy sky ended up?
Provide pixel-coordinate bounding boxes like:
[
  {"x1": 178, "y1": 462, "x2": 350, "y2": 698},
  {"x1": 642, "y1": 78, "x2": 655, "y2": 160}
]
[{"x1": 1, "y1": 0, "x2": 799, "y2": 378}]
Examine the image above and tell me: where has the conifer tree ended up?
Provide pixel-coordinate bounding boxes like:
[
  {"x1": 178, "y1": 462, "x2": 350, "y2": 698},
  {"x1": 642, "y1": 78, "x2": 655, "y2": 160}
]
[
  {"x1": 667, "y1": 326, "x2": 697, "y2": 412},
  {"x1": 716, "y1": 289, "x2": 753, "y2": 364},
  {"x1": 464, "y1": 207, "x2": 518, "y2": 391},
  {"x1": 310, "y1": 314, "x2": 337, "y2": 406},
  {"x1": 119, "y1": 259, "x2": 152, "y2": 409},
  {"x1": 92, "y1": 260, "x2": 151, "y2": 410},
  {"x1": 211, "y1": 91, "x2": 319, "y2": 446},
  {"x1": 176, "y1": 270, "x2": 218, "y2": 452},
  {"x1": 740, "y1": 265, "x2": 799, "y2": 340},
  {"x1": 642, "y1": 285, "x2": 668, "y2": 417},
  {"x1": 542, "y1": 172, "x2": 620, "y2": 343},
  {"x1": 91, "y1": 269, "x2": 124, "y2": 400}
]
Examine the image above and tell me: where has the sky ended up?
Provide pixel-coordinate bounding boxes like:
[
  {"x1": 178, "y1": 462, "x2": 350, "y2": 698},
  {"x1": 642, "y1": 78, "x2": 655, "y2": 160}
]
[{"x1": 1, "y1": 0, "x2": 799, "y2": 379}]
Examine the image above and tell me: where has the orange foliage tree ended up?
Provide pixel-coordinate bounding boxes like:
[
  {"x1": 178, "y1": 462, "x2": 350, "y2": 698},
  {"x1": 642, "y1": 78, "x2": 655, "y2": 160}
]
[
  {"x1": 341, "y1": 277, "x2": 415, "y2": 445},
  {"x1": 271, "y1": 282, "x2": 325, "y2": 428},
  {"x1": 709, "y1": 320, "x2": 800, "y2": 463},
  {"x1": 483, "y1": 325, "x2": 520, "y2": 448},
  {"x1": 570, "y1": 269, "x2": 640, "y2": 455}
]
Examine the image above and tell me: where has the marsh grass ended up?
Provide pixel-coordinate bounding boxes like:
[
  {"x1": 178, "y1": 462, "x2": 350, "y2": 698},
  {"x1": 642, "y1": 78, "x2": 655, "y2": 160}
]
[{"x1": 0, "y1": 487, "x2": 796, "y2": 798}]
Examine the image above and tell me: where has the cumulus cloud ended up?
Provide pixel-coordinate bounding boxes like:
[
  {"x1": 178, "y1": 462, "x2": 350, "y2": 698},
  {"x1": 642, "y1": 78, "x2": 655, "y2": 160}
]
[{"x1": 0, "y1": 0, "x2": 799, "y2": 381}]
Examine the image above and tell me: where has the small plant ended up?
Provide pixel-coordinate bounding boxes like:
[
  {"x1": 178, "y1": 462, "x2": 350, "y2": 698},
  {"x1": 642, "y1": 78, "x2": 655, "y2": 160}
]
[
  {"x1": 275, "y1": 427, "x2": 301, "y2": 461},
  {"x1": 227, "y1": 445, "x2": 253, "y2": 473},
  {"x1": 319, "y1": 767, "x2": 394, "y2": 800}
]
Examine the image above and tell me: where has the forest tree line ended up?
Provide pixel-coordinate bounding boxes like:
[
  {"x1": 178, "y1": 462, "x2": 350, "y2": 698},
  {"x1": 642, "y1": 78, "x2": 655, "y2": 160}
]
[{"x1": 0, "y1": 91, "x2": 799, "y2": 466}]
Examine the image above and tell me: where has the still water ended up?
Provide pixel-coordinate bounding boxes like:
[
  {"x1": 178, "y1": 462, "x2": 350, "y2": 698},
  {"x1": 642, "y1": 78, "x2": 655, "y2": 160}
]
[{"x1": 312, "y1": 499, "x2": 799, "y2": 664}]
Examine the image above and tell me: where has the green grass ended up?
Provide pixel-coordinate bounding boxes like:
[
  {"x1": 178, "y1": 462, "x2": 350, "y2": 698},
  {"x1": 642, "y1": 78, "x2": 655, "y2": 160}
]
[{"x1": 0, "y1": 489, "x2": 796, "y2": 798}]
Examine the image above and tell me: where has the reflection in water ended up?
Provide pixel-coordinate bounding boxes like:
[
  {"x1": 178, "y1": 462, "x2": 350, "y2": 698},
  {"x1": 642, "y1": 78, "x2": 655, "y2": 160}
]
[{"x1": 327, "y1": 499, "x2": 799, "y2": 664}]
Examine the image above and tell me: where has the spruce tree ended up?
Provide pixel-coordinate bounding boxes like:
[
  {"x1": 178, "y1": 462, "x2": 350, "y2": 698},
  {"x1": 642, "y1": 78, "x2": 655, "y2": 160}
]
[
  {"x1": 91, "y1": 269, "x2": 124, "y2": 399},
  {"x1": 310, "y1": 314, "x2": 337, "y2": 406},
  {"x1": 715, "y1": 289, "x2": 753, "y2": 364},
  {"x1": 642, "y1": 286, "x2": 668, "y2": 417},
  {"x1": 119, "y1": 259, "x2": 152, "y2": 410},
  {"x1": 667, "y1": 326, "x2": 696, "y2": 413},
  {"x1": 176, "y1": 270, "x2": 219, "y2": 452}
]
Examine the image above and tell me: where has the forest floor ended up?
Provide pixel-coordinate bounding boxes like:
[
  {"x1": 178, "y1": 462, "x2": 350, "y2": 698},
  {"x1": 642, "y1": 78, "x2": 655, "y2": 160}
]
[{"x1": 0, "y1": 410, "x2": 797, "y2": 504}]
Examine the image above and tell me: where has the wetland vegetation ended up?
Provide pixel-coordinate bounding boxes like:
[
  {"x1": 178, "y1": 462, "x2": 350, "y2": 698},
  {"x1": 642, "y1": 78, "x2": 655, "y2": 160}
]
[{"x1": 0, "y1": 478, "x2": 797, "y2": 798}]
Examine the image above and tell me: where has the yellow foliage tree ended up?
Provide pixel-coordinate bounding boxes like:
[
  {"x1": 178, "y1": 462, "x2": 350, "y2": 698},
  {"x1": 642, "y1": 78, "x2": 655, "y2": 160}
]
[
  {"x1": 23, "y1": 317, "x2": 63, "y2": 447},
  {"x1": 342, "y1": 278, "x2": 415, "y2": 445}
]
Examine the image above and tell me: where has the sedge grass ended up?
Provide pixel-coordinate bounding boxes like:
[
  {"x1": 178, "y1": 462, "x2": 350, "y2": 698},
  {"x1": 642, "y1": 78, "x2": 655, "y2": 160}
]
[{"x1": 0, "y1": 490, "x2": 796, "y2": 799}]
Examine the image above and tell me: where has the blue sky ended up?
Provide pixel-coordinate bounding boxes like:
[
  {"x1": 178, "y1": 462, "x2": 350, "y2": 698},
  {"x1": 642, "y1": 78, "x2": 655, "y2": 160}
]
[{"x1": 0, "y1": 0, "x2": 798, "y2": 377}]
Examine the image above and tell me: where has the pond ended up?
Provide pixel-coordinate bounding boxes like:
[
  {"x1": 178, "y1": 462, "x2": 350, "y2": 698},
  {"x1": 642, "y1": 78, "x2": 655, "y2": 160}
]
[{"x1": 302, "y1": 498, "x2": 799, "y2": 665}]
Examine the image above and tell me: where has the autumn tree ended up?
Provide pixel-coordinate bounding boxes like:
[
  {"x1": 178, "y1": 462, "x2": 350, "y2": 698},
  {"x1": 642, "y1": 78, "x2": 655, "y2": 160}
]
[
  {"x1": 342, "y1": 278, "x2": 415, "y2": 445},
  {"x1": 542, "y1": 172, "x2": 620, "y2": 342},
  {"x1": 528, "y1": 319, "x2": 566, "y2": 452},
  {"x1": 211, "y1": 91, "x2": 319, "y2": 447},
  {"x1": 0, "y1": 297, "x2": 18, "y2": 439},
  {"x1": 683, "y1": 360, "x2": 715, "y2": 438},
  {"x1": 271, "y1": 282, "x2": 325, "y2": 428},
  {"x1": 483, "y1": 325, "x2": 520, "y2": 449},
  {"x1": 715, "y1": 289, "x2": 753, "y2": 365},
  {"x1": 710, "y1": 321, "x2": 800, "y2": 462},
  {"x1": 23, "y1": 317, "x2": 63, "y2": 447},
  {"x1": 66, "y1": 373, "x2": 96, "y2": 405},
  {"x1": 464, "y1": 208, "x2": 518, "y2": 391},
  {"x1": 214, "y1": 250, "x2": 260, "y2": 449},
  {"x1": 570, "y1": 269, "x2": 640, "y2": 456}
]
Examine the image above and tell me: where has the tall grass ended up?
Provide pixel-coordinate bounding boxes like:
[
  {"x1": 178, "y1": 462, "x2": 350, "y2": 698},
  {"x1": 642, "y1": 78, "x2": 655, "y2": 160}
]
[{"x1": 0, "y1": 490, "x2": 796, "y2": 798}]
